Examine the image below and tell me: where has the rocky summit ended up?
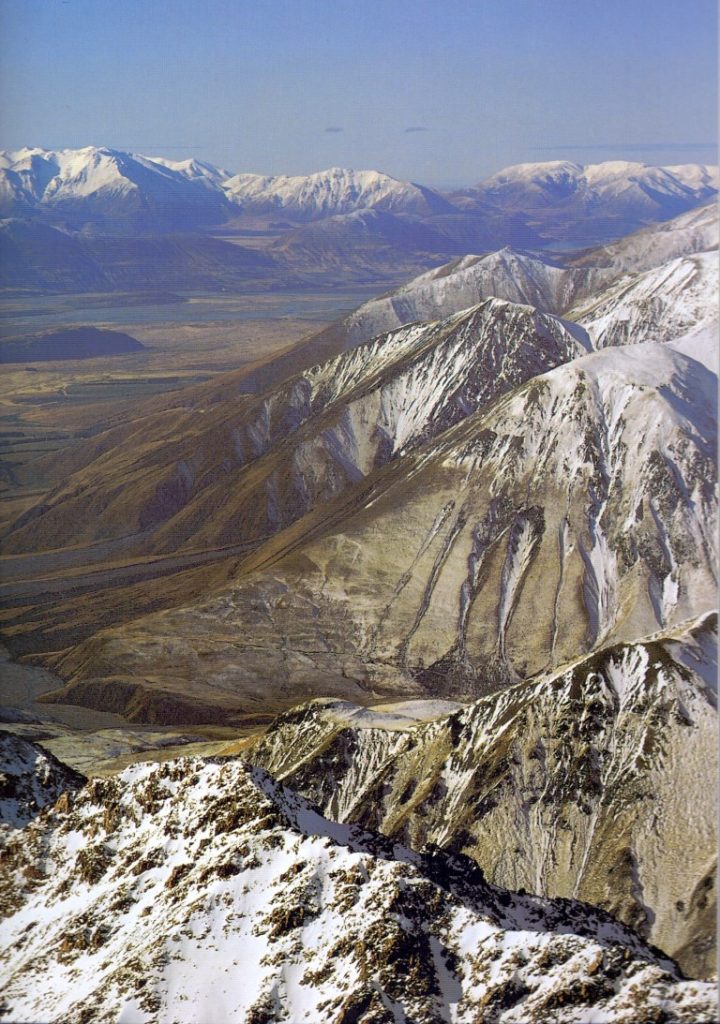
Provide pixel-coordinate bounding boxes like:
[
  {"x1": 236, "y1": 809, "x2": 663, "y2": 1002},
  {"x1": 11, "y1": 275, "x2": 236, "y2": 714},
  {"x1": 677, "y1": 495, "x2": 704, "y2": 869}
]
[{"x1": 249, "y1": 613, "x2": 718, "y2": 979}]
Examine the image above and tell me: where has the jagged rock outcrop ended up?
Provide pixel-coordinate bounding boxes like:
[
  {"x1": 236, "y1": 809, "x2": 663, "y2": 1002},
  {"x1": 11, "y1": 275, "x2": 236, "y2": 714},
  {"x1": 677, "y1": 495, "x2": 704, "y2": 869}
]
[
  {"x1": 0, "y1": 755, "x2": 714, "y2": 1022},
  {"x1": 0, "y1": 732, "x2": 86, "y2": 831},
  {"x1": 250, "y1": 613, "x2": 718, "y2": 978}
]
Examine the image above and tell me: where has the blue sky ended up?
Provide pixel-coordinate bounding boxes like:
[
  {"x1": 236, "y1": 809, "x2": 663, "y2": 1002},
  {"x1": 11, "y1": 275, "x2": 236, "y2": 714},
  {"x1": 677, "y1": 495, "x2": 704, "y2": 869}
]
[{"x1": 0, "y1": 0, "x2": 716, "y2": 185}]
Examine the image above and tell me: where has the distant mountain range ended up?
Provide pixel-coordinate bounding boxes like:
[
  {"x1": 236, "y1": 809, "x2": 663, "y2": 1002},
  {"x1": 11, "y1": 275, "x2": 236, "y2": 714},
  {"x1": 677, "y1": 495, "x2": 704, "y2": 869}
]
[{"x1": 0, "y1": 148, "x2": 717, "y2": 291}]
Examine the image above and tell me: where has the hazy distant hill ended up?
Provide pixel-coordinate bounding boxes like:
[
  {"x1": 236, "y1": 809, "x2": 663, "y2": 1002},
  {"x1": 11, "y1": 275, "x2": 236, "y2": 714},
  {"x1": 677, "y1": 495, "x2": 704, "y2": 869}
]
[
  {"x1": 0, "y1": 326, "x2": 145, "y2": 363},
  {"x1": 450, "y1": 160, "x2": 718, "y2": 245},
  {"x1": 0, "y1": 218, "x2": 295, "y2": 292}
]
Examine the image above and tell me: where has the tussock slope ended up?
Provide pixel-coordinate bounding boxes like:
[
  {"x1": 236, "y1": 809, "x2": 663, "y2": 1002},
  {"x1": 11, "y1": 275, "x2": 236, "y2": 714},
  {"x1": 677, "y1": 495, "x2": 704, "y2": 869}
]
[{"x1": 48, "y1": 344, "x2": 717, "y2": 723}]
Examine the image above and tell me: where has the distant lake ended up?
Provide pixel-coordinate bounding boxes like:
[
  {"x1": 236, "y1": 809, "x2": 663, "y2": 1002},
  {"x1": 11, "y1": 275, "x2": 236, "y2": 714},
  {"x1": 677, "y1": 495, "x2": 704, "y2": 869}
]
[{"x1": 0, "y1": 287, "x2": 383, "y2": 336}]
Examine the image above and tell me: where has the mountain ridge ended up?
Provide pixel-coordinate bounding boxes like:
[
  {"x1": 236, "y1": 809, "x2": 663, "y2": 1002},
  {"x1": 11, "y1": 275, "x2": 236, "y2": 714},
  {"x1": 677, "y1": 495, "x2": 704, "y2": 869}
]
[{"x1": 0, "y1": 752, "x2": 715, "y2": 1022}]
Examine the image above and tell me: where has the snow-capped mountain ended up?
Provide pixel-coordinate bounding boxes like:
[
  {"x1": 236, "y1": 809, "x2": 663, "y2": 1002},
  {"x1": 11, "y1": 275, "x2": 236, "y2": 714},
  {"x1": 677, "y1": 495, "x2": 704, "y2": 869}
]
[
  {"x1": 222, "y1": 166, "x2": 454, "y2": 219},
  {"x1": 0, "y1": 731, "x2": 85, "y2": 830},
  {"x1": 45, "y1": 343, "x2": 717, "y2": 727},
  {"x1": 0, "y1": 754, "x2": 714, "y2": 1022},
  {"x1": 3, "y1": 298, "x2": 590, "y2": 557},
  {"x1": 0, "y1": 146, "x2": 235, "y2": 231},
  {"x1": 250, "y1": 612, "x2": 718, "y2": 978},
  {"x1": 145, "y1": 155, "x2": 232, "y2": 187},
  {"x1": 452, "y1": 160, "x2": 719, "y2": 245}
]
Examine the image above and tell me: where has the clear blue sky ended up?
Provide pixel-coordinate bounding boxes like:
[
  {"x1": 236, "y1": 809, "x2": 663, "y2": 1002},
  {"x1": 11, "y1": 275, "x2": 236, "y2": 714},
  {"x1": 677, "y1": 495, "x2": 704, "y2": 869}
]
[{"x1": 0, "y1": 0, "x2": 716, "y2": 186}]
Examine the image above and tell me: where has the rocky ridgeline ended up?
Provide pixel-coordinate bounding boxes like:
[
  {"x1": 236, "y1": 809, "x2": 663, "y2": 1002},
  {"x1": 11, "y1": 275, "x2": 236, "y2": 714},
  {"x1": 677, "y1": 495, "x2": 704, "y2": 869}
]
[{"x1": 0, "y1": 755, "x2": 715, "y2": 1023}]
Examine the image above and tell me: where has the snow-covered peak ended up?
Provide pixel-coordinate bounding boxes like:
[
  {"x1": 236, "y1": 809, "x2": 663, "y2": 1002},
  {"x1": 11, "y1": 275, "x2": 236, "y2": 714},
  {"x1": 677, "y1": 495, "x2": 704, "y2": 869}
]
[
  {"x1": 0, "y1": 146, "x2": 235, "y2": 230},
  {"x1": 145, "y1": 155, "x2": 232, "y2": 186},
  {"x1": 571, "y1": 250, "x2": 719, "y2": 357},
  {"x1": 481, "y1": 158, "x2": 719, "y2": 195},
  {"x1": 223, "y1": 165, "x2": 452, "y2": 218}
]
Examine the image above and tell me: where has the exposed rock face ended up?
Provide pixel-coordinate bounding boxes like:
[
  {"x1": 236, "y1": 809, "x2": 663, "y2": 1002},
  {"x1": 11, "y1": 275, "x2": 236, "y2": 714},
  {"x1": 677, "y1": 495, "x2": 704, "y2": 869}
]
[
  {"x1": 48, "y1": 343, "x2": 717, "y2": 719},
  {"x1": 0, "y1": 755, "x2": 714, "y2": 1022},
  {"x1": 0, "y1": 731, "x2": 86, "y2": 831},
  {"x1": 3, "y1": 298, "x2": 589, "y2": 555},
  {"x1": 250, "y1": 614, "x2": 718, "y2": 979}
]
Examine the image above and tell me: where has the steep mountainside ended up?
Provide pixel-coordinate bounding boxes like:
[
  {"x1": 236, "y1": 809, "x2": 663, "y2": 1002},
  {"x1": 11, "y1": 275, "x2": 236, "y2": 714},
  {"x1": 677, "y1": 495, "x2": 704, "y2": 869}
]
[
  {"x1": 0, "y1": 731, "x2": 86, "y2": 830},
  {"x1": 451, "y1": 160, "x2": 719, "y2": 245},
  {"x1": 45, "y1": 344, "x2": 717, "y2": 724},
  {"x1": 3, "y1": 299, "x2": 589, "y2": 556},
  {"x1": 250, "y1": 613, "x2": 718, "y2": 978},
  {"x1": 570, "y1": 251, "x2": 719, "y2": 359},
  {"x1": 0, "y1": 755, "x2": 714, "y2": 1023}
]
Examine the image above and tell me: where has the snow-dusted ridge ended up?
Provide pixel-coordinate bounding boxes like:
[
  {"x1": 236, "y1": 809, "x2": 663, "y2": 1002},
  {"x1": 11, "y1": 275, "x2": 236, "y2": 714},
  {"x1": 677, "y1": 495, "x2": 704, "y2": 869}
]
[
  {"x1": 335, "y1": 203, "x2": 719, "y2": 352},
  {"x1": 0, "y1": 754, "x2": 715, "y2": 1022}
]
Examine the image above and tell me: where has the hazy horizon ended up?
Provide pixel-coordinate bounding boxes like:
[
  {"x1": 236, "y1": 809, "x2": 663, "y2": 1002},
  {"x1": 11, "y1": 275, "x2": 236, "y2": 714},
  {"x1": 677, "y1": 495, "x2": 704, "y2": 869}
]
[{"x1": 0, "y1": 0, "x2": 716, "y2": 187}]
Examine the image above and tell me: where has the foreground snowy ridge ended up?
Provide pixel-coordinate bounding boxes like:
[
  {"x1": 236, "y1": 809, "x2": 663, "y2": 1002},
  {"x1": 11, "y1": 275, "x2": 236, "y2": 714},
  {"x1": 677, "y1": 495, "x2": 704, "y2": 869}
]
[
  {"x1": 251, "y1": 612, "x2": 718, "y2": 978},
  {"x1": 0, "y1": 755, "x2": 716, "y2": 1023}
]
